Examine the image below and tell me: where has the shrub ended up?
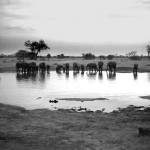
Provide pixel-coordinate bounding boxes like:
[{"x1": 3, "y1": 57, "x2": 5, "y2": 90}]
[
  {"x1": 57, "y1": 54, "x2": 65, "y2": 59},
  {"x1": 99, "y1": 55, "x2": 106, "y2": 60},
  {"x1": 107, "y1": 55, "x2": 114, "y2": 60},
  {"x1": 47, "y1": 54, "x2": 51, "y2": 59},
  {"x1": 82, "y1": 53, "x2": 95, "y2": 60},
  {"x1": 129, "y1": 56, "x2": 141, "y2": 60}
]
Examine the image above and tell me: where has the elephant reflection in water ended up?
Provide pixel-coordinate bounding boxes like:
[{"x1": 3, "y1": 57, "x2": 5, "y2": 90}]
[
  {"x1": 73, "y1": 71, "x2": 80, "y2": 79},
  {"x1": 133, "y1": 73, "x2": 138, "y2": 80},
  {"x1": 86, "y1": 71, "x2": 97, "y2": 80},
  {"x1": 65, "y1": 72, "x2": 69, "y2": 79},
  {"x1": 39, "y1": 72, "x2": 46, "y2": 83},
  {"x1": 16, "y1": 72, "x2": 37, "y2": 82},
  {"x1": 81, "y1": 71, "x2": 84, "y2": 76},
  {"x1": 107, "y1": 72, "x2": 116, "y2": 80},
  {"x1": 98, "y1": 72, "x2": 103, "y2": 80}
]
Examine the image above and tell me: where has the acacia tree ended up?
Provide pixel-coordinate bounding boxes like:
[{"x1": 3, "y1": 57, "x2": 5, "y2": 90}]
[
  {"x1": 126, "y1": 51, "x2": 137, "y2": 57},
  {"x1": 146, "y1": 45, "x2": 150, "y2": 59},
  {"x1": 24, "y1": 40, "x2": 50, "y2": 59}
]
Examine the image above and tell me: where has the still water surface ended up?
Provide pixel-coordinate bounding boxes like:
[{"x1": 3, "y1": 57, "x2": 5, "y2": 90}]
[{"x1": 0, "y1": 71, "x2": 150, "y2": 112}]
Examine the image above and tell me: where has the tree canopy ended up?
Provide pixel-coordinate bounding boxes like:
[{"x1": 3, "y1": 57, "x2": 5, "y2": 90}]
[
  {"x1": 24, "y1": 40, "x2": 50, "y2": 59},
  {"x1": 57, "y1": 54, "x2": 65, "y2": 59},
  {"x1": 82, "y1": 53, "x2": 95, "y2": 60},
  {"x1": 15, "y1": 50, "x2": 29, "y2": 62}
]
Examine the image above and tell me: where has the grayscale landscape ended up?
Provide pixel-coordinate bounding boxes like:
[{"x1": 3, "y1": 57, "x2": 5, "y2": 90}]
[{"x1": 0, "y1": 0, "x2": 150, "y2": 149}]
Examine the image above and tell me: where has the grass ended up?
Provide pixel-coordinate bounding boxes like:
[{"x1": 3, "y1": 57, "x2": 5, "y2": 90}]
[{"x1": 0, "y1": 103, "x2": 150, "y2": 150}]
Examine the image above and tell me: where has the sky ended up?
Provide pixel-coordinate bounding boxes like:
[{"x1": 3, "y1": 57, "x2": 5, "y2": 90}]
[{"x1": 0, "y1": 0, "x2": 150, "y2": 56}]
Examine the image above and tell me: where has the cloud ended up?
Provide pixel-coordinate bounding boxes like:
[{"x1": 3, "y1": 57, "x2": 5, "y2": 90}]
[
  {"x1": 0, "y1": 10, "x2": 28, "y2": 20},
  {"x1": 0, "y1": 25, "x2": 36, "y2": 37},
  {"x1": 135, "y1": 0, "x2": 150, "y2": 9},
  {"x1": 5, "y1": 26, "x2": 36, "y2": 32},
  {"x1": 0, "y1": 0, "x2": 28, "y2": 9},
  {"x1": 0, "y1": 0, "x2": 34, "y2": 35},
  {"x1": 140, "y1": 0, "x2": 150, "y2": 4},
  {"x1": 107, "y1": 14, "x2": 137, "y2": 18},
  {"x1": 0, "y1": 0, "x2": 30, "y2": 21}
]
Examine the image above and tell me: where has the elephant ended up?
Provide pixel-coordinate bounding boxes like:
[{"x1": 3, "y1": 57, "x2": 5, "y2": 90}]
[
  {"x1": 80, "y1": 64, "x2": 85, "y2": 73},
  {"x1": 133, "y1": 63, "x2": 138, "y2": 75},
  {"x1": 98, "y1": 61, "x2": 104, "y2": 73},
  {"x1": 39, "y1": 62, "x2": 46, "y2": 72},
  {"x1": 86, "y1": 63, "x2": 97, "y2": 73},
  {"x1": 16, "y1": 61, "x2": 23, "y2": 72},
  {"x1": 106, "y1": 61, "x2": 117, "y2": 73},
  {"x1": 65, "y1": 63, "x2": 69, "y2": 72},
  {"x1": 73, "y1": 62, "x2": 80, "y2": 72},
  {"x1": 46, "y1": 65, "x2": 51, "y2": 72},
  {"x1": 16, "y1": 61, "x2": 29, "y2": 73},
  {"x1": 56, "y1": 65, "x2": 64, "y2": 73},
  {"x1": 22, "y1": 62, "x2": 30, "y2": 72},
  {"x1": 28, "y1": 62, "x2": 37, "y2": 72}
]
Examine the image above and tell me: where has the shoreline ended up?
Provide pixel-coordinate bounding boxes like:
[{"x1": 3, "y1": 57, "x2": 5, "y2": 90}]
[
  {"x1": 0, "y1": 102, "x2": 150, "y2": 113},
  {"x1": 0, "y1": 102, "x2": 150, "y2": 149},
  {"x1": 0, "y1": 66, "x2": 150, "y2": 73}
]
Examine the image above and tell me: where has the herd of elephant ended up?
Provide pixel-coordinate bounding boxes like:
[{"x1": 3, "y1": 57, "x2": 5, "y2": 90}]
[
  {"x1": 16, "y1": 61, "x2": 138, "y2": 75},
  {"x1": 16, "y1": 62, "x2": 50, "y2": 73},
  {"x1": 56, "y1": 61, "x2": 138, "y2": 75}
]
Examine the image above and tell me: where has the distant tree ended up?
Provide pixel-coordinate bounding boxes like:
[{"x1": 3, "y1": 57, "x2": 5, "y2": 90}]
[
  {"x1": 47, "y1": 54, "x2": 51, "y2": 59},
  {"x1": 126, "y1": 51, "x2": 141, "y2": 60},
  {"x1": 107, "y1": 55, "x2": 114, "y2": 60},
  {"x1": 57, "y1": 54, "x2": 65, "y2": 59},
  {"x1": 99, "y1": 55, "x2": 106, "y2": 60},
  {"x1": 15, "y1": 50, "x2": 29, "y2": 62},
  {"x1": 126, "y1": 51, "x2": 137, "y2": 57},
  {"x1": 24, "y1": 39, "x2": 50, "y2": 59},
  {"x1": 146, "y1": 45, "x2": 150, "y2": 59},
  {"x1": 82, "y1": 53, "x2": 95, "y2": 60}
]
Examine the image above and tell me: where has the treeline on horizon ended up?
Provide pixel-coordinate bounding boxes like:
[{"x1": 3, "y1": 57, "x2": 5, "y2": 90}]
[
  {"x1": 0, "y1": 39, "x2": 150, "y2": 61},
  {"x1": 0, "y1": 52, "x2": 148, "y2": 61}
]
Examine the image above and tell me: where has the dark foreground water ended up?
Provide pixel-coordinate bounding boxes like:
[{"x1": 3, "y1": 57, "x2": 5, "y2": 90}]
[{"x1": 0, "y1": 71, "x2": 150, "y2": 112}]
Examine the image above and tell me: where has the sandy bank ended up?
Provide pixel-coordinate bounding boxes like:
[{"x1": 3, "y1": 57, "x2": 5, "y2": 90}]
[
  {"x1": 140, "y1": 95, "x2": 150, "y2": 100},
  {"x1": 56, "y1": 98, "x2": 108, "y2": 101}
]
